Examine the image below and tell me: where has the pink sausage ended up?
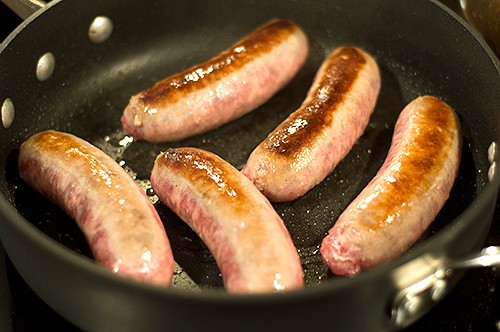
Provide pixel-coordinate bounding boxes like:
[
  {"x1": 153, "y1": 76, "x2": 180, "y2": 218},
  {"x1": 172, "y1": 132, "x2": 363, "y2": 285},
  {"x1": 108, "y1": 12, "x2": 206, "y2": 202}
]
[
  {"x1": 150, "y1": 147, "x2": 303, "y2": 293},
  {"x1": 121, "y1": 19, "x2": 308, "y2": 143},
  {"x1": 18, "y1": 130, "x2": 175, "y2": 285},
  {"x1": 242, "y1": 46, "x2": 381, "y2": 202},
  {"x1": 320, "y1": 96, "x2": 462, "y2": 276}
]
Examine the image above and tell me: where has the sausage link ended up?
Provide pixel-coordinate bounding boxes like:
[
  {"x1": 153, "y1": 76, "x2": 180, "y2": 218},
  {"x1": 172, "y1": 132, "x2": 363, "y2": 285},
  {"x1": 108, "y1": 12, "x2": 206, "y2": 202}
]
[
  {"x1": 242, "y1": 46, "x2": 381, "y2": 202},
  {"x1": 320, "y1": 96, "x2": 462, "y2": 276},
  {"x1": 150, "y1": 147, "x2": 303, "y2": 293},
  {"x1": 121, "y1": 19, "x2": 308, "y2": 143},
  {"x1": 18, "y1": 130, "x2": 175, "y2": 285}
]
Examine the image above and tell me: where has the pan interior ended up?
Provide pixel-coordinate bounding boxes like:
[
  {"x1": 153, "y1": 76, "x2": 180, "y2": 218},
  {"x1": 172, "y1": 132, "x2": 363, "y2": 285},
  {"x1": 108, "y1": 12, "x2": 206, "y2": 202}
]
[{"x1": 0, "y1": 0, "x2": 497, "y2": 291}]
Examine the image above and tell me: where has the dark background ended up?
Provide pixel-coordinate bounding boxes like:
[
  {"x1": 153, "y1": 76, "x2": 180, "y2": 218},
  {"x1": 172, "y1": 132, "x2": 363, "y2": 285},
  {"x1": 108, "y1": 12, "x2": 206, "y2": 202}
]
[{"x1": 0, "y1": 0, "x2": 499, "y2": 331}]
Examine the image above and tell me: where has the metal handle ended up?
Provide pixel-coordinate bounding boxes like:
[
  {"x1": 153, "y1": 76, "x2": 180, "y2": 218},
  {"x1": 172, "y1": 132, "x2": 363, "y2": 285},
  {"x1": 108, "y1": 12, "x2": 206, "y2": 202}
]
[
  {"x1": 449, "y1": 246, "x2": 500, "y2": 270},
  {"x1": 390, "y1": 245, "x2": 500, "y2": 328},
  {"x1": 1, "y1": 0, "x2": 47, "y2": 20}
]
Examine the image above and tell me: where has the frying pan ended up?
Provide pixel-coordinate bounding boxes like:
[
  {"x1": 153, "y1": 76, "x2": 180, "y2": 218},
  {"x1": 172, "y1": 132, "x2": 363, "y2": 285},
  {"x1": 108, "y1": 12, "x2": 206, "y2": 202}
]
[{"x1": 0, "y1": 0, "x2": 499, "y2": 331}]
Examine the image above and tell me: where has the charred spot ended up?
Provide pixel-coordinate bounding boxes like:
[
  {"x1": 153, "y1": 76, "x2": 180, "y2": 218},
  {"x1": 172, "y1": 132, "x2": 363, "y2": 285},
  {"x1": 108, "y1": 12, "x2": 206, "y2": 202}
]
[
  {"x1": 363, "y1": 97, "x2": 460, "y2": 232},
  {"x1": 24, "y1": 131, "x2": 95, "y2": 162},
  {"x1": 160, "y1": 148, "x2": 191, "y2": 169},
  {"x1": 409, "y1": 156, "x2": 435, "y2": 173},
  {"x1": 159, "y1": 148, "x2": 249, "y2": 202},
  {"x1": 140, "y1": 19, "x2": 299, "y2": 106},
  {"x1": 265, "y1": 46, "x2": 366, "y2": 156}
]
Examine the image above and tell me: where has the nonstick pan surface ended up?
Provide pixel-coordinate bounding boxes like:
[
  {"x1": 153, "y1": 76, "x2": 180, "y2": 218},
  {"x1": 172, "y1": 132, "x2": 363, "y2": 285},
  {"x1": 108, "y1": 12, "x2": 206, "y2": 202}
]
[{"x1": 0, "y1": 0, "x2": 499, "y2": 331}]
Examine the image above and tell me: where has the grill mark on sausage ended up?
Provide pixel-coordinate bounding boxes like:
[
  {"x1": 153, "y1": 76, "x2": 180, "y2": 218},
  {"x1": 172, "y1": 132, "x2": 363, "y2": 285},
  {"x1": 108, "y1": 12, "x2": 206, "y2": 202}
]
[
  {"x1": 139, "y1": 19, "x2": 299, "y2": 106},
  {"x1": 263, "y1": 46, "x2": 366, "y2": 156}
]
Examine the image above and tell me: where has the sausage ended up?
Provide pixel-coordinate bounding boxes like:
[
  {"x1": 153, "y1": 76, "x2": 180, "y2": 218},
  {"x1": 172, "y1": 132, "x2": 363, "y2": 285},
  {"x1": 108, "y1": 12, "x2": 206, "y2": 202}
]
[
  {"x1": 320, "y1": 96, "x2": 462, "y2": 276},
  {"x1": 241, "y1": 46, "x2": 381, "y2": 202},
  {"x1": 150, "y1": 147, "x2": 303, "y2": 293},
  {"x1": 18, "y1": 130, "x2": 175, "y2": 285},
  {"x1": 121, "y1": 19, "x2": 308, "y2": 143}
]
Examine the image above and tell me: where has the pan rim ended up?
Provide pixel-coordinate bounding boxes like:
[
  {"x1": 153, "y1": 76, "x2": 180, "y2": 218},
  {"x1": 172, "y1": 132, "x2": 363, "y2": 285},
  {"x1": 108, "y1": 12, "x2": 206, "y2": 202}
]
[
  {"x1": 429, "y1": 0, "x2": 500, "y2": 70},
  {"x1": 0, "y1": 0, "x2": 62, "y2": 53},
  {"x1": 2, "y1": 0, "x2": 498, "y2": 71},
  {"x1": 0, "y1": 0, "x2": 498, "y2": 306}
]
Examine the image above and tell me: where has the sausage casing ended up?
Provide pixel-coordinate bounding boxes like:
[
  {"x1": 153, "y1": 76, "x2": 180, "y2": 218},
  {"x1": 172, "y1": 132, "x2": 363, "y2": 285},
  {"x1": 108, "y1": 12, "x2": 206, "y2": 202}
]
[
  {"x1": 150, "y1": 147, "x2": 303, "y2": 293},
  {"x1": 242, "y1": 46, "x2": 381, "y2": 202},
  {"x1": 121, "y1": 19, "x2": 308, "y2": 143},
  {"x1": 18, "y1": 130, "x2": 175, "y2": 285},
  {"x1": 320, "y1": 96, "x2": 462, "y2": 276}
]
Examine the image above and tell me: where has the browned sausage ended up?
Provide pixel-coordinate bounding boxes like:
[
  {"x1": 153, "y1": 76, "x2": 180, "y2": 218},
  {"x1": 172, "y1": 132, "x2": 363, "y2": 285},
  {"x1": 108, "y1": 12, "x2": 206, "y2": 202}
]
[
  {"x1": 321, "y1": 96, "x2": 462, "y2": 275},
  {"x1": 18, "y1": 130, "x2": 175, "y2": 285},
  {"x1": 242, "y1": 46, "x2": 381, "y2": 202}
]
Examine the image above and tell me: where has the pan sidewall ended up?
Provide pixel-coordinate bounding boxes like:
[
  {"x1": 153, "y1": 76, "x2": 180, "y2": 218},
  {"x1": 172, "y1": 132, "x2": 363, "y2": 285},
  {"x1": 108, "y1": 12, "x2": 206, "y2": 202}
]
[{"x1": 0, "y1": 0, "x2": 498, "y2": 331}]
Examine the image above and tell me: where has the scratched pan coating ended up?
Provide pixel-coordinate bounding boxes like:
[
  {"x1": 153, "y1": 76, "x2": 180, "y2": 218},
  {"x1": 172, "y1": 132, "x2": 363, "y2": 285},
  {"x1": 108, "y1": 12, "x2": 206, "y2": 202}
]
[{"x1": 0, "y1": 0, "x2": 498, "y2": 331}]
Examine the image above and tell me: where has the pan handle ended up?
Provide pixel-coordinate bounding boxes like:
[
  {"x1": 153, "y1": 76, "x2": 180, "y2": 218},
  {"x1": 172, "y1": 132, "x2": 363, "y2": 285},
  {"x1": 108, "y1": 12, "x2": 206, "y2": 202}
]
[
  {"x1": 390, "y1": 245, "x2": 500, "y2": 328},
  {"x1": 1, "y1": 0, "x2": 47, "y2": 20},
  {"x1": 448, "y1": 246, "x2": 500, "y2": 270}
]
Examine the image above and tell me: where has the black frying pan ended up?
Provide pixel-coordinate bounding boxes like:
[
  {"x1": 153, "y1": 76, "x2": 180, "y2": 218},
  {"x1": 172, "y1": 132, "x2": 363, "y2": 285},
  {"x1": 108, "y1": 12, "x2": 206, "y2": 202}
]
[{"x1": 0, "y1": 0, "x2": 499, "y2": 331}]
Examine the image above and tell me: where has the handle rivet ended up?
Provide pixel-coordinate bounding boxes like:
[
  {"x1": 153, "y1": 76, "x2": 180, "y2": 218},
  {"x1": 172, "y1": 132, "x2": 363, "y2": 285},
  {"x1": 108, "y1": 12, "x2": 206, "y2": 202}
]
[
  {"x1": 89, "y1": 16, "x2": 113, "y2": 44},
  {"x1": 403, "y1": 296, "x2": 422, "y2": 315},
  {"x1": 430, "y1": 279, "x2": 447, "y2": 301},
  {"x1": 487, "y1": 142, "x2": 497, "y2": 182},
  {"x1": 36, "y1": 52, "x2": 56, "y2": 82},
  {"x1": 1, "y1": 98, "x2": 15, "y2": 128},
  {"x1": 488, "y1": 142, "x2": 497, "y2": 164},
  {"x1": 489, "y1": 161, "x2": 496, "y2": 182}
]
